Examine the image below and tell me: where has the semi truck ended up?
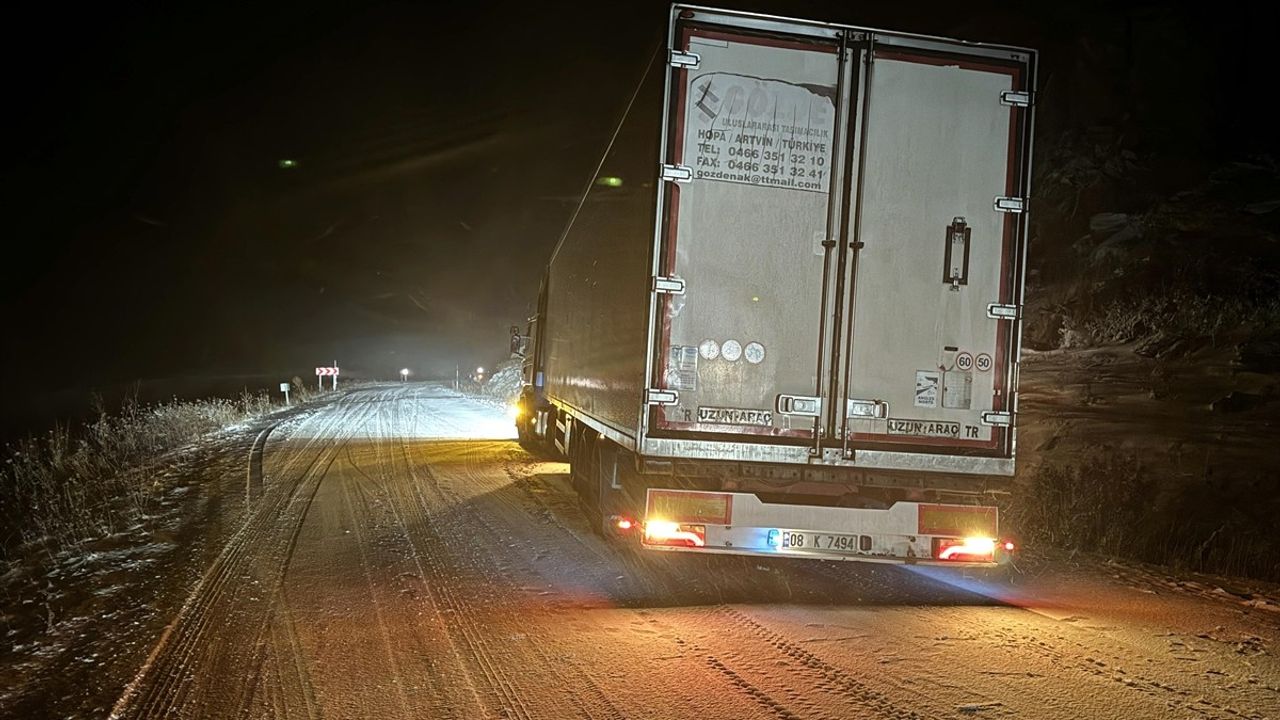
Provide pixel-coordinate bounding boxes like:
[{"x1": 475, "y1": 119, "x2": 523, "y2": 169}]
[{"x1": 515, "y1": 4, "x2": 1036, "y2": 567}]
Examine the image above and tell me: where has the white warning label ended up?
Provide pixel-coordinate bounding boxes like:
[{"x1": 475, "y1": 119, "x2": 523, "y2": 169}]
[
  {"x1": 943, "y1": 371, "x2": 972, "y2": 410},
  {"x1": 687, "y1": 73, "x2": 834, "y2": 194},
  {"x1": 914, "y1": 370, "x2": 941, "y2": 409},
  {"x1": 666, "y1": 345, "x2": 699, "y2": 392}
]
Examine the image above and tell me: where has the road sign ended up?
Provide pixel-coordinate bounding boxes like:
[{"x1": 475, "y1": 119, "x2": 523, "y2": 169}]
[
  {"x1": 316, "y1": 366, "x2": 340, "y2": 391},
  {"x1": 975, "y1": 353, "x2": 993, "y2": 372},
  {"x1": 955, "y1": 352, "x2": 974, "y2": 371}
]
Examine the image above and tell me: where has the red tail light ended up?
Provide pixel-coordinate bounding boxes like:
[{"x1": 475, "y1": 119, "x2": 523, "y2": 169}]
[
  {"x1": 643, "y1": 520, "x2": 706, "y2": 548},
  {"x1": 934, "y1": 537, "x2": 996, "y2": 562}
]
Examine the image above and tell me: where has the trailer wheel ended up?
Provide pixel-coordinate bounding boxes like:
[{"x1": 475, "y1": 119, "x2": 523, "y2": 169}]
[
  {"x1": 594, "y1": 439, "x2": 648, "y2": 546},
  {"x1": 579, "y1": 495, "x2": 606, "y2": 537},
  {"x1": 570, "y1": 425, "x2": 608, "y2": 537},
  {"x1": 976, "y1": 560, "x2": 1019, "y2": 586},
  {"x1": 596, "y1": 439, "x2": 621, "y2": 540},
  {"x1": 516, "y1": 410, "x2": 543, "y2": 452}
]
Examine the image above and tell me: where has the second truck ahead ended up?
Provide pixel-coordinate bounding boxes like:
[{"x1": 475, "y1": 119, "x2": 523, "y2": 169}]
[{"x1": 516, "y1": 4, "x2": 1036, "y2": 567}]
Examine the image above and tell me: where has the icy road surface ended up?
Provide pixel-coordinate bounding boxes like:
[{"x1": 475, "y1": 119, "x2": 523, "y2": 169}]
[{"x1": 102, "y1": 384, "x2": 1278, "y2": 719}]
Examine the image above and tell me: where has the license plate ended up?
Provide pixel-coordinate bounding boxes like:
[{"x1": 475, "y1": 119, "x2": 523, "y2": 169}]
[{"x1": 779, "y1": 531, "x2": 862, "y2": 553}]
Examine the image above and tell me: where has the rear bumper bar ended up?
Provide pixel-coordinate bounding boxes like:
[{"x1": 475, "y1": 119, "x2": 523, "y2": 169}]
[{"x1": 639, "y1": 489, "x2": 1008, "y2": 567}]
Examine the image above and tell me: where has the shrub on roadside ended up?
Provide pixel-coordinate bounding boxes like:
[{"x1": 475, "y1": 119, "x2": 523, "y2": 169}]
[
  {"x1": 1, "y1": 390, "x2": 281, "y2": 558},
  {"x1": 1009, "y1": 453, "x2": 1155, "y2": 557},
  {"x1": 1081, "y1": 290, "x2": 1280, "y2": 347},
  {"x1": 1009, "y1": 451, "x2": 1280, "y2": 581},
  {"x1": 477, "y1": 359, "x2": 523, "y2": 405}
]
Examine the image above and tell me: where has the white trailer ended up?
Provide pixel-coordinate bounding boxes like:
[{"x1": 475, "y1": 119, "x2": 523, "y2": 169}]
[{"x1": 516, "y1": 5, "x2": 1036, "y2": 567}]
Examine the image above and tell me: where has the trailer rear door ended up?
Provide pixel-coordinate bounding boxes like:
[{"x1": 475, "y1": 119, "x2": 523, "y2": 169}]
[
  {"x1": 651, "y1": 23, "x2": 843, "y2": 441},
  {"x1": 839, "y1": 45, "x2": 1028, "y2": 457}
]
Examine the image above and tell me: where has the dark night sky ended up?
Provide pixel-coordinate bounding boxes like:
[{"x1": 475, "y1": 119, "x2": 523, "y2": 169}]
[
  {"x1": 2, "y1": 1, "x2": 1276, "y2": 433},
  {"x1": 4, "y1": 1, "x2": 668, "y2": 421}
]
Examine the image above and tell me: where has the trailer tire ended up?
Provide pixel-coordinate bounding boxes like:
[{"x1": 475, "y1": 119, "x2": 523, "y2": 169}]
[
  {"x1": 515, "y1": 415, "x2": 531, "y2": 446},
  {"x1": 593, "y1": 439, "x2": 621, "y2": 541},
  {"x1": 569, "y1": 422, "x2": 605, "y2": 534},
  {"x1": 580, "y1": 495, "x2": 606, "y2": 537},
  {"x1": 977, "y1": 561, "x2": 1019, "y2": 586},
  {"x1": 594, "y1": 440, "x2": 651, "y2": 547}
]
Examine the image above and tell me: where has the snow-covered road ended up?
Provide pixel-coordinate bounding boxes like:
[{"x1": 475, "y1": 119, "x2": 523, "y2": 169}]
[{"x1": 89, "y1": 384, "x2": 1280, "y2": 719}]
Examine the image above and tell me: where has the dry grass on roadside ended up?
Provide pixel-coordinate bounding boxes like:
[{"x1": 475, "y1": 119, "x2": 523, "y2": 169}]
[
  {"x1": 0, "y1": 389, "x2": 287, "y2": 558},
  {"x1": 1080, "y1": 290, "x2": 1280, "y2": 347},
  {"x1": 1009, "y1": 452, "x2": 1280, "y2": 582}
]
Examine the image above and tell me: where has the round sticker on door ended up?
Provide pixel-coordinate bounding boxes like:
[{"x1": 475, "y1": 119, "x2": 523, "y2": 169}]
[
  {"x1": 744, "y1": 341, "x2": 765, "y2": 364},
  {"x1": 721, "y1": 339, "x2": 743, "y2": 362},
  {"x1": 976, "y1": 353, "x2": 993, "y2": 372},
  {"x1": 699, "y1": 339, "x2": 720, "y2": 360},
  {"x1": 955, "y1": 352, "x2": 974, "y2": 371}
]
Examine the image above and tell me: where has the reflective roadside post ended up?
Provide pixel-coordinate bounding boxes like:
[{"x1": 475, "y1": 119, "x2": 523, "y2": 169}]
[
  {"x1": 280, "y1": 382, "x2": 291, "y2": 405},
  {"x1": 400, "y1": 368, "x2": 409, "y2": 383}
]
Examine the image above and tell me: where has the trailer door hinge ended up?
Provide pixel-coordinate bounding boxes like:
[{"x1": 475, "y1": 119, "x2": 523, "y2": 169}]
[
  {"x1": 776, "y1": 394, "x2": 822, "y2": 417},
  {"x1": 653, "y1": 276, "x2": 686, "y2": 295},
  {"x1": 986, "y1": 302, "x2": 1020, "y2": 320},
  {"x1": 660, "y1": 164, "x2": 693, "y2": 183},
  {"x1": 646, "y1": 389, "x2": 679, "y2": 406},
  {"x1": 993, "y1": 196, "x2": 1026, "y2": 213},
  {"x1": 669, "y1": 49, "x2": 700, "y2": 69},
  {"x1": 1000, "y1": 90, "x2": 1032, "y2": 107},
  {"x1": 981, "y1": 411, "x2": 1013, "y2": 427}
]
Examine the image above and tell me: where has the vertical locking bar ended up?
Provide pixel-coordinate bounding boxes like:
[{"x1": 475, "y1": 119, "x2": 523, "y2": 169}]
[{"x1": 813, "y1": 30, "x2": 852, "y2": 454}]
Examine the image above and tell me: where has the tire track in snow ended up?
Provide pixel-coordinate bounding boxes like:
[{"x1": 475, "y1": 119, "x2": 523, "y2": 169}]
[
  {"x1": 381, "y1": 395, "x2": 536, "y2": 719},
  {"x1": 713, "y1": 606, "x2": 930, "y2": 720},
  {"x1": 230, "y1": 389, "x2": 400, "y2": 719},
  {"x1": 231, "y1": 440, "x2": 342, "y2": 720},
  {"x1": 439, "y1": 457, "x2": 627, "y2": 719},
  {"x1": 395, "y1": 450, "x2": 536, "y2": 720},
  {"x1": 354, "y1": 388, "x2": 491, "y2": 718},
  {"x1": 493, "y1": 432, "x2": 934, "y2": 719},
  {"x1": 334, "y1": 465, "x2": 415, "y2": 719},
  {"x1": 110, "y1": 391, "x2": 381, "y2": 719},
  {"x1": 398, "y1": 438, "x2": 633, "y2": 720},
  {"x1": 969, "y1": 611, "x2": 1250, "y2": 719},
  {"x1": 117, "y1": 419, "x2": 334, "y2": 719},
  {"x1": 267, "y1": 587, "x2": 321, "y2": 720},
  {"x1": 703, "y1": 655, "x2": 805, "y2": 720}
]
